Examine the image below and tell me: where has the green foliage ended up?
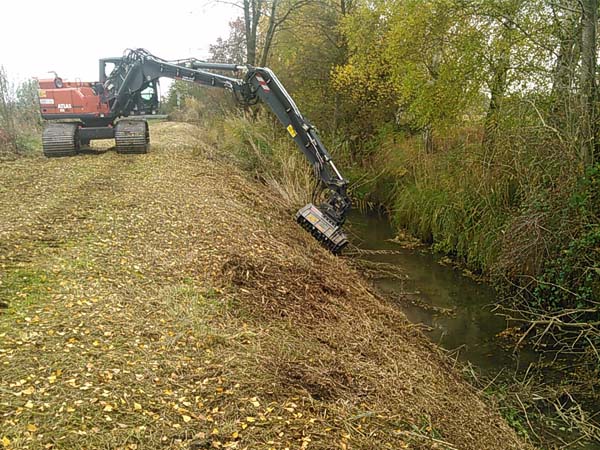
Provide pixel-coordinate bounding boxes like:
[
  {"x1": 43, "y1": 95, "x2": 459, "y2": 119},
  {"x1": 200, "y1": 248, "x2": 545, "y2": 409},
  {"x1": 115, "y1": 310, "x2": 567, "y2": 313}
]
[
  {"x1": 209, "y1": 17, "x2": 246, "y2": 64},
  {"x1": 382, "y1": 133, "x2": 510, "y2": 271},
  {"x1": 266, "y1": 0, "x2": 353, "y2": 133},
  {"x1": 0, "y1": 268, "x2": 55, "y2": 311},
  {"x1": 501, "y1": 406, "x2": 530, "y2": 439},
  {"x1": 533, "y1": 165, "x2": 600, "y2": 310},
  {"x1": 534, "y1": 225, "x2": 600, "y2": 309},
  {"x1": 335, "y1": 0, "x2": 489, "y2": 134}
]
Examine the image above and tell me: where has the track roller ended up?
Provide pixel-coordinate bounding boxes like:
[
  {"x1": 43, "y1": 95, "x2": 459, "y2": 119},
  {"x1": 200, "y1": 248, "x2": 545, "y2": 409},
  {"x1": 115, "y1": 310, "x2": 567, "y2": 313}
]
[
  {"x1": 296, "y1": 203, "x2": 349, "y2": 254},
  {"x1": 42, "y1": 123, "x2": 79, "y2": 157},
  {"x1": 115, "y1": 119, "x2": 149, "y2": 154}
]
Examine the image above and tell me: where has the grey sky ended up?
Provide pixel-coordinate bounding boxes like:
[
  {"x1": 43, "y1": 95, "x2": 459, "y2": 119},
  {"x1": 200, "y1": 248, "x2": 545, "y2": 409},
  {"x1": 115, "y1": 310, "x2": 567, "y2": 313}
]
[{"x1": 1, "y1": 0, "x2": 240, "y2": 87}]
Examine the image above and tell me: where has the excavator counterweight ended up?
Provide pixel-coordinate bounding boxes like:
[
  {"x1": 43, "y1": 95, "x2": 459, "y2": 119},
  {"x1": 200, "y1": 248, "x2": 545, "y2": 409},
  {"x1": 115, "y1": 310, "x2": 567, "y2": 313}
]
[{"x1": 38, "y1": 49, "x2": 351, "y2": 253}]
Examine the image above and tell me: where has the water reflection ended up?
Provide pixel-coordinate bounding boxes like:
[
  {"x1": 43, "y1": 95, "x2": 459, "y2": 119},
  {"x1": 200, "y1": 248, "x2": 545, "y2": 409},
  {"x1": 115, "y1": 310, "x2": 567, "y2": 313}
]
[{"x1": 348, "y1": 211, "x2": 537, "y2": 374}]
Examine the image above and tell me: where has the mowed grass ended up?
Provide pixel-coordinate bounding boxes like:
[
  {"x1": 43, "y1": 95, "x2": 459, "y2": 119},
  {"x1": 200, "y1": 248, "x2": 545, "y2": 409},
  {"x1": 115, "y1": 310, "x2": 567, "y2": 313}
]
[{"x1": 0, "y1": 122, "x2": 531, "y2": 450}]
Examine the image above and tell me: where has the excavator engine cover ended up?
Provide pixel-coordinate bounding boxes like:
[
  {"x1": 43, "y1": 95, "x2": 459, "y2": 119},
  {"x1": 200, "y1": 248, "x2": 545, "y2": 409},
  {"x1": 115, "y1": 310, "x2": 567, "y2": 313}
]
[{"x1": 296, "y1": 204, "x2": 348, "y2": 254}]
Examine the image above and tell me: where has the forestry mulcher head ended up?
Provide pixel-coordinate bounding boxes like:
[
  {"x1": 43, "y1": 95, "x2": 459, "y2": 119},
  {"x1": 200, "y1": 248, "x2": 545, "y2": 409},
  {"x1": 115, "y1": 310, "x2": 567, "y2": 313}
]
[{"x1": 296, "y1": 203, "x2": 349, "y2": 254}]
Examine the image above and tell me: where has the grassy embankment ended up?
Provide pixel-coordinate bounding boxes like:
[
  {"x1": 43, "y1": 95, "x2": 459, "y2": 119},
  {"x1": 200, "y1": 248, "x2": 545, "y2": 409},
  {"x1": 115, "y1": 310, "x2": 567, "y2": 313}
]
[
  {"x1": 0, "y1": 122, "x2": 532, "y2": 449},
  {"x1": 198, "y1": 111, "x2": 599, "y2": 342},
  {"x1": 193, "y1": 111, "x2": 599, "y2": 445}
]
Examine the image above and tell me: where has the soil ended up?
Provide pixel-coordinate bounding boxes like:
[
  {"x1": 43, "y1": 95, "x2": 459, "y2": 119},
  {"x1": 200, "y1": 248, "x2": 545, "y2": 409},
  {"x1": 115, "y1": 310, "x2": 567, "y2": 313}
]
[{"x1": 0, "y1": 122, "x2": 533, "y2": 449}]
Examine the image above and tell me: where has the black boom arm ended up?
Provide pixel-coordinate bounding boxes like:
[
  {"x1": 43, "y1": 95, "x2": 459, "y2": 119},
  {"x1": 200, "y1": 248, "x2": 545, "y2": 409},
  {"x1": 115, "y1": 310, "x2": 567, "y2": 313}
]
[{"x1": 105, "y1": 49, "x2": 351, "y2": 252}]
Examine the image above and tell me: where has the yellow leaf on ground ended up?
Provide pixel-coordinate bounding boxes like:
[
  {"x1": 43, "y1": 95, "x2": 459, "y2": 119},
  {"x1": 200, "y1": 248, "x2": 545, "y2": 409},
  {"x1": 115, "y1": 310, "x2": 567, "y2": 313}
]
[
  {"x1": 103, "y1": 404, "x2": 113, "y2": 412},
  {"x1": 1, "y1": 437, "x2": 10, "y2": 448},
  {"x1": 21, "y1": 387, "x2": 35, "y2": 395},
  {"x1": 27, "y1": 424, "x2": 37, "y2": 432},
  {"x1": 134, "y1": 403, "x2": 142, "y2": 410},
  {"x1": 182, "y1": 415, "x2": 192, "y2": 423}
]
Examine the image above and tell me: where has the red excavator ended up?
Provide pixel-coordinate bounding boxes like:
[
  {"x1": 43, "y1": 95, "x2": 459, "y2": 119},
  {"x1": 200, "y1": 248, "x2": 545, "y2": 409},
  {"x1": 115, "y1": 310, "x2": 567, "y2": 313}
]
[{"x1": 38, "y1": 49, "x2": 350, "y2": 253}]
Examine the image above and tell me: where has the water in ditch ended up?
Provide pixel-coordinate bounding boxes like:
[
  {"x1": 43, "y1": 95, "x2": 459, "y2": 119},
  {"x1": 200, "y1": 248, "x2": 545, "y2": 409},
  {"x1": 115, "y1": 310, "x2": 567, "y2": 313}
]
[{"x1": 347, "y1": 210, "x2": 599, "y2": 449}]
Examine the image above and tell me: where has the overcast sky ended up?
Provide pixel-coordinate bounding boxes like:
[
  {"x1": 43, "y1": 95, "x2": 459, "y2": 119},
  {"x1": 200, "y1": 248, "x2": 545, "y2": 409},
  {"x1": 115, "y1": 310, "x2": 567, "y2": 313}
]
[{"x1": 1, "y1": 0, "x2": 240, "y2": 89}]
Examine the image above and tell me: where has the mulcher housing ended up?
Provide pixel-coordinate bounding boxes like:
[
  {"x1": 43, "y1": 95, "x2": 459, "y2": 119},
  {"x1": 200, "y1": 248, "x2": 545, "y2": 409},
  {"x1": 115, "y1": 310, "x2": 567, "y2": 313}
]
[{"x1": 38, "y1": 49, "x2": 351, "y2": 253}]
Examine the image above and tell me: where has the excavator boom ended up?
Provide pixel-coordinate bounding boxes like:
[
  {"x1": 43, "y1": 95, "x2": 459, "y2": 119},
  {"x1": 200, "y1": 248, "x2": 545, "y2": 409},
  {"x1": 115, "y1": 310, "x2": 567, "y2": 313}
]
[{"x1": 38, "y1": 49, "x2": 351, "y2": 253}]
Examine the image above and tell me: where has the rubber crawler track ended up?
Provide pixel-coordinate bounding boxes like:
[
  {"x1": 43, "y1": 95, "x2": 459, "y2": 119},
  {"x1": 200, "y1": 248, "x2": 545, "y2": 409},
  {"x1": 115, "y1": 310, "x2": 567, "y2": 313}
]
[
  {"x1": 42, "y1": 123, "x2": 79, "y2": 157},
  {"x1": 115, "y1": 120, "x2": 149, "y2": 154}
]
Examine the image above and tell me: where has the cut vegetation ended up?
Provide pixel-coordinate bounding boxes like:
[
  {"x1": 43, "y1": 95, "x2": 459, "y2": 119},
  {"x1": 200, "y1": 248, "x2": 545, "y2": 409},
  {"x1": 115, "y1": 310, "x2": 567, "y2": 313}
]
[{"x1": 0, "y1": 122, "x2": 531, "y2": 449}]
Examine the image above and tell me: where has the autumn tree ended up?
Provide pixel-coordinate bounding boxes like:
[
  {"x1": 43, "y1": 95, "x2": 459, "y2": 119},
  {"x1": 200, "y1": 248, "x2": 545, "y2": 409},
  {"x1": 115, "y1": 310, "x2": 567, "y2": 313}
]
[
  {"x1": 209, "y1": 18, "x2": 246, "y2": 63},
  {"x1": 218, "y1": 0, "x2": 309, "y2": 66},
  {"x1": 336, "y1": 0, "x2": 488, "y2": 148},
  {"x1": 266, "y1": 0, "x2": 355, "y2": 130}
]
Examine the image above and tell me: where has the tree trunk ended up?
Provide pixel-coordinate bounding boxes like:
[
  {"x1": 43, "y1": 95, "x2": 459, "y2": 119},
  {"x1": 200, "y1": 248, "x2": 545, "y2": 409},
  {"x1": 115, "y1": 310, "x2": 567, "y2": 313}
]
[
  {"x1": 483, "y1": 23, "x2": 511, "y2": 154},
  {"x1": 243, "y1": 0, "x2": 262, "y2": 65},
  {"x1": 550, "y1": 1, "x2": 581, "y2": 127},
  {"x1": 482, "y1": 63, "x2": 507, "y2": 155},
  {"x1": 579, "y1": 0, "x2": 597, "y2": 166},
  {"x1": 259, "y1": 0, "x2": 278, "y2": 67},
  {"x1": 423, "y1": 125, "x2": 434, "y2": 154},
  {"x1": 243, "y1": 0, "x2": 253, "y2": 64}
]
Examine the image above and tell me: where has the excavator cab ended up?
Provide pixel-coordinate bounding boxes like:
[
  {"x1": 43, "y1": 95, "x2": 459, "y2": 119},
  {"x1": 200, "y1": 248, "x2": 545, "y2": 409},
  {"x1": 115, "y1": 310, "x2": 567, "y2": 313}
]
[
  {"x1": 132, "y1": 82, "x2": 159, "y2": 115},
  {"x1": 99, "y1": 58, "x2": 160, "y2": 116}
]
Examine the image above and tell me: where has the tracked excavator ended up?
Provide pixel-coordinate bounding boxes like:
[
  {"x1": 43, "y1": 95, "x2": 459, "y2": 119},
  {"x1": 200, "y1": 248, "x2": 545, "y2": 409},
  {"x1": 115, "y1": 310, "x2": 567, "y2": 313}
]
[{"x1": 37, "y1": 49, "x2": 350, "y2": 253}]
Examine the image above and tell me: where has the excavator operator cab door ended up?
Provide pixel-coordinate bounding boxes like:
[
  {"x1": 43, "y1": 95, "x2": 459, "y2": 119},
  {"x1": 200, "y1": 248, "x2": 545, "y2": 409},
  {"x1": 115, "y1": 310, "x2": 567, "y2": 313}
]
[{"x1": 131, "y1": 81, "x2": 159, "y2": 116}]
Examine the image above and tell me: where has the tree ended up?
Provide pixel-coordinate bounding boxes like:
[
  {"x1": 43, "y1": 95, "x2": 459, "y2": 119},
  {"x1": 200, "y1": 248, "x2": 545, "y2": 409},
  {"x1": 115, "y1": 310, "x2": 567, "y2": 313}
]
[
  {"x1": 242, "y1": 0, "x2": 262, "y2": 64},
  {"x1": 266, "y1": 0, "x2": 356, "y2": 131},
  {"x1": 209, "y1": 18, "x2": 246, "y2": 64},
  {"x1": 550, "y1": 0, "x2": 581, "y2": 120},
  {"x1": 579, "y1": 0, "x2": 597, "y2": 165},
  {"x1": 258, "y1": 0, "x2": 310, "y2": 66},
  {"x1": 336, "y1": 0, "x2": 488, "y2": 147},
  {"x1": 218, "y1": 0, "x2": 308, "y2": 66}
]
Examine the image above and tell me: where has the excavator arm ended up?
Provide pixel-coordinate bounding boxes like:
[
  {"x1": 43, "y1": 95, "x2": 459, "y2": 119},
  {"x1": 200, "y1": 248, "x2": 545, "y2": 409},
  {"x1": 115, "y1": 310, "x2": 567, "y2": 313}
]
[{"x1": 106, "y1": 49, "x2": 351, "y2": 253}]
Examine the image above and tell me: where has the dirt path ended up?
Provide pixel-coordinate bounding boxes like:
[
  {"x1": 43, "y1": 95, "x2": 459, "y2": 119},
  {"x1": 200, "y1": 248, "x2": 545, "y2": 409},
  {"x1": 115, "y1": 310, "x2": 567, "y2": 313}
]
[{"x1": 0, "y1": 122, "x2": 532, "y2": 449}]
